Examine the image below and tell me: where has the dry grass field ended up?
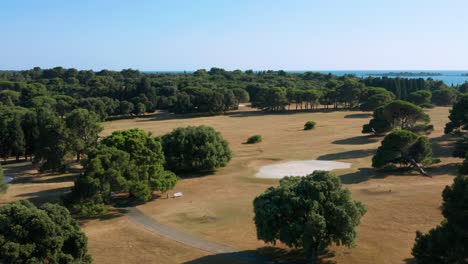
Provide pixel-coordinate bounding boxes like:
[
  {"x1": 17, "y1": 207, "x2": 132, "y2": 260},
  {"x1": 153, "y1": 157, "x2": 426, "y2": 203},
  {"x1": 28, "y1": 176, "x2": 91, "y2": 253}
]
[{"x1": 0, "y1": 106, "x2": 461, "y2": 264}]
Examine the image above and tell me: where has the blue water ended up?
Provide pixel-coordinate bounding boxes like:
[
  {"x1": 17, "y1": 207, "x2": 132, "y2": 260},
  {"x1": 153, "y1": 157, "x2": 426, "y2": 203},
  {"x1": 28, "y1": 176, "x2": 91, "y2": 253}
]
[
  {"x1": 144, "y1": 70, "x2": 468, "y2": 86},
  {"x1": 315, "y1": 70, "x2": 468, "y2": 86}
]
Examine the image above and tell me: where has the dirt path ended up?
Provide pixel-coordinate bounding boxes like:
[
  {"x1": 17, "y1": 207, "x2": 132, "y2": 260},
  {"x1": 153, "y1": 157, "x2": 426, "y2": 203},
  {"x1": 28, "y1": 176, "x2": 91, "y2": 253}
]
[{"x1": 126, "y1": 207, "x2": 265, "y2": 263}]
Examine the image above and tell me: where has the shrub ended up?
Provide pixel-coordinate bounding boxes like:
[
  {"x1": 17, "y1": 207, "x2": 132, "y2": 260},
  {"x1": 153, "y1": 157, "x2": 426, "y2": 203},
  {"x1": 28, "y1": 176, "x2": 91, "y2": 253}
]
[
  {"x1": 304, "y1": 121, "x2": 316, "y2": 130},
  {"x1": 162, "y1": 126, "x2": 232, "y2": 172},
  {"x1": 246, "y1": 134, "x2": 262, "y2": 144}
]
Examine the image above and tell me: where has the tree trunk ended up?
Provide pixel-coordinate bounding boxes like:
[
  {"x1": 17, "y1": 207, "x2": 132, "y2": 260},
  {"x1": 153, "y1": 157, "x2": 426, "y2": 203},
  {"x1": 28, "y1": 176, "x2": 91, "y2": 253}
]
[{"x1": 408, "y1": 158, "x2": 431, "y2": 177}]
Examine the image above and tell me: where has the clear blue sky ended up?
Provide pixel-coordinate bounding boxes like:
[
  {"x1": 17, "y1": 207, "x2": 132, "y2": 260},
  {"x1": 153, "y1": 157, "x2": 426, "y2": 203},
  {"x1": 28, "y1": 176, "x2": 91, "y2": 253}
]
[{"x1": 1, "y1": 0, "x2": 467, "y2": 71}]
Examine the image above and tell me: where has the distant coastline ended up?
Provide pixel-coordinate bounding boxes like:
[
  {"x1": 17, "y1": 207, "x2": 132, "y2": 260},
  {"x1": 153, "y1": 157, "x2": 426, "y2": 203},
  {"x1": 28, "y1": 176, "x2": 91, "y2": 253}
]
[{"x1": 366, "y1": 71, "x2": 442, "y2": 77}]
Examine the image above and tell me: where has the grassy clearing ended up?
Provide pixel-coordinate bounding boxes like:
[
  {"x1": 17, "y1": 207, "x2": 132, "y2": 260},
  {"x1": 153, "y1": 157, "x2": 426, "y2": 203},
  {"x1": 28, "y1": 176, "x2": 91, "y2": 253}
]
[{"x1": 0, "y1": 106, "x2": 461, "y2": 264}]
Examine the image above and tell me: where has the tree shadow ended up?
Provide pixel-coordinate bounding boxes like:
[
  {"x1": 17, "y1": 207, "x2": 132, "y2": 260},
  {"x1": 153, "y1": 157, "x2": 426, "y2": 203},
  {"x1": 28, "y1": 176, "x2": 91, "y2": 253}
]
[
  {"x1": 11, "y1": 174, "x2": 77, "y2": 184},
  {"x1": 339, "y1": 168, "x2": 377, "y2": 184},
  {"x1": 182, "y1": 246, "x2": 336, "y2": 264},
  {"x1": 343, "y1": 113, "x2": 372, "y2": 118},
  {"x1": 318, "y1": 149, "x2": 375, "y2": 160},
  {"x1": 425, "y1": 162, "x2": 460, "y2": 177},
  {"x1": 11, "y1": 186, "x2": 72, "y2": 206},
  {"x1": 430, "y1": 134, "x2": 458, "y2": 158},
  {"x1": 404, "y1": 257, "x2": 415, "y2": 264},
  {"x1": 332, "y1": 136, "x2": 379, "y2": 145}
]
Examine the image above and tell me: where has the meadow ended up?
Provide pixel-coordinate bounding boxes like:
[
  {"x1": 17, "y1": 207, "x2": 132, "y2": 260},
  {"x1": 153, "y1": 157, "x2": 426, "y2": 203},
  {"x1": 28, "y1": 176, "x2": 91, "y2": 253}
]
[{"x1": 0, "y1": 106, "x2": 460, "y2": 264}]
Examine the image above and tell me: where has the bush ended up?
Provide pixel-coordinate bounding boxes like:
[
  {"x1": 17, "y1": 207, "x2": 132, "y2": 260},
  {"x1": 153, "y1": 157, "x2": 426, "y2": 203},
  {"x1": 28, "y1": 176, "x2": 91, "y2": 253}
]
[
  {"x1": 304, "y1": 121, "x2": 316, "y2": 130},
  {"x1": 246, "y1": 135, "x2": 262, "y2": 144},
  {"x1": 162, "y1": 126, "x2": 232, "y2": 173}
]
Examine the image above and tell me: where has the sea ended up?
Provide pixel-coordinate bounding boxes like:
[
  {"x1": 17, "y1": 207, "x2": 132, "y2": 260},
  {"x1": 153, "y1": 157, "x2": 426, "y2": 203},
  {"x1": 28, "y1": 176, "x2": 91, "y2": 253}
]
[{"x1": 145, "y1": 70, "x2": 468, "y2": 86}]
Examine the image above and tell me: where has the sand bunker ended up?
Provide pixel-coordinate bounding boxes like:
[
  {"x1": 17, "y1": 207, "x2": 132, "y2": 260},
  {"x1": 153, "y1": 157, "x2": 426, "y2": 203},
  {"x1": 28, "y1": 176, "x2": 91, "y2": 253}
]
[{"x1": 256, "y1": 160, "x2": 351, "y2": 179}]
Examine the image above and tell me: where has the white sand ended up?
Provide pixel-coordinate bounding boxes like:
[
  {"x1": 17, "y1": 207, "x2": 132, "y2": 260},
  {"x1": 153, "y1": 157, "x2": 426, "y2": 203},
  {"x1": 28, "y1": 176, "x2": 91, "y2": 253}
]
[{"x1": 256, "y1": 160, "x2": 351, "y2": 179}]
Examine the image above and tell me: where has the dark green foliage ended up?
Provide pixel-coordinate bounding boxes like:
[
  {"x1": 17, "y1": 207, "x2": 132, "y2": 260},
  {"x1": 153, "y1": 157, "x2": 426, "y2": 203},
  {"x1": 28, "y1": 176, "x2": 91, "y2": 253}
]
[
  {"x1": 453, "y1": 134, "x2": 468, "y2": 158},
  {"x1": 0, "y1": 106, "x2": 26, "y2": 160},
  {"x1": 432, "y1": 88, "x2": 458, "y2": 106},
  {"x1": 253, "y1": 171, "x2": 366, "y2": 262},
  {"x1": 363, "y1": 101, "x2": 431, "y2": 135},
  {"x1": 251, "y1": 87, "x2": 289, "y2": 111},
  {"x1": 372, "y1": 130, "x2": 433, "y2": 169},
  {"x1": 33, "y1": 108, "x2": 69, "y2": 172},
  {"x1": 66, "y1": 129, "x2": 177, "y2": 213},
  {"x1": 0, "y1": 200, "x2": 91, "y2": 263},
  {"x1": 460, "y1": 155, "x2": 468, "y2": 175},
  {"x1": 408, "y1": 90, "x2": 432, "y2": 106},
  {"x1": 359, "y1": 89, "x2": 395, "y2": 111},
  {"x1": 304, "y1": 121, "x2": 316, "y2": 130},
  {"x1": 412, "y1": 176, "x2": 468, "y2": 263},
  {"x1": 65, "y1": 108, "x2": 102, "y2": 161},
  {"x1": 444, "y1": 94, "x2": 468, "y2": 134},
  {"x1": 162, "y1": 126, "x2": 232, "y2": 173},
  {"x1": 246, "y1": 135, "x2": 262, "y2": 144}
]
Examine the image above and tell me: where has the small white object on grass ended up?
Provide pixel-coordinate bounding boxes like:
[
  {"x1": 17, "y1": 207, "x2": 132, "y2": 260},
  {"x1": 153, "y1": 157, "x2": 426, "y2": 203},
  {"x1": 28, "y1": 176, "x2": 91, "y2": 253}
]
[{"x1": 173, "y1": 192, "x2": 183, "y2": 198}]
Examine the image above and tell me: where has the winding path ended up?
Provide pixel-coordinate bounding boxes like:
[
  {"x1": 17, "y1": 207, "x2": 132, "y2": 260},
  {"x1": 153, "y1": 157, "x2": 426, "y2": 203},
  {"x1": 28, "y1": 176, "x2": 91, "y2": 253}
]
[
  {"x1": 127, "y1": 207, "x2": 236, "y2": 254},
  {"x1": 126, "y1": 207, "x2": 265, "y2": 263}
]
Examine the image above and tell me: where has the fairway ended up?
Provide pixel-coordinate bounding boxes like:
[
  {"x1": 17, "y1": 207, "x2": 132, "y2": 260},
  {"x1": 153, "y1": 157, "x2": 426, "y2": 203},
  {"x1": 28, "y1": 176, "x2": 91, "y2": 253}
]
[
  {"x1": 100, "y1": 106, "x2": 458, "y2": 263},
  {"x1": 0, "y1": 106, "x2": 460, "y2": 263}
]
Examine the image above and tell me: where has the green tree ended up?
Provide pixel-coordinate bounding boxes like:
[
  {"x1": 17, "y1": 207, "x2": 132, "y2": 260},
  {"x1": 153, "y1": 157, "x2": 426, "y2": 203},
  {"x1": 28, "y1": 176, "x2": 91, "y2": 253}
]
[
  {"x1": 372, "y1": 130, "x2": 433, "y2": 175},
  {"x1": 162, "y1": 126, "x2": 232, "y2": 173},
  {"x1": 0, "y1": 107, "x2": 26, "y2": 160},
  {"x1": 444, "y1": 94, "x2": 468, "y2": 134},
  {"x1": 34, "y1": 108, "x2": 70, "y2": 172},
  {"x1": 0, "y1": 90, "x2": 21, "y2": 106},
  {"x1": 65, "y1": 108, "x2": 103, "y2": 161},
  {"x1": 251, "y1": 87, "x2": 288, "y2": 111},
  {"x1": 432, "y1": 88, "x2": 458, "y2": 106},
  {"x1": 0, "y1": 200, "x2": 91, "y2": 263},
  {"x1": 363, "y1": 101, "x2": 431, "y2": 135},
  {"x1": 408, "y1": 90, "x2": 432, "y2": 106},
  {"x1": 412, "y1": 175, "x2": 468, "y2": 263},
  {"x1": 360, "y1": 87, "x2": 395, "y2": 111},
  {"x1": 253, "y1": 171, "x2": 366, "y2": 263}
]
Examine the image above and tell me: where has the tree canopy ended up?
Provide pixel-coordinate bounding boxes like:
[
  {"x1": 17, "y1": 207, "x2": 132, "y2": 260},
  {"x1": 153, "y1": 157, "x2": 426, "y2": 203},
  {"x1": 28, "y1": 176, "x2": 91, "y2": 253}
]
[
  {"x1": 65, "y1": 108, "x2": 102, "y2": 161},
  {"x1": 253, "y1": 171, "x2": 366, "y2": 263},
  {"x1": 444, "y1": 93, "x2": 468, "y2": 134},
  {"x1": 0, "y1": 200, "x2": 91, "y2": 263},
  {"x1": 161, "y1": 126, "x2": 232, "y2": 173},
  {"x1": 372, "y1": 130, "x2": 433, "y2": 175},
  {"x1": 412, "y1": 175, "x2": 468, "y2": 263},
  {"x1": 66, "y1": 129, "x2": 177, "y2": 213},
  {"x1": 363, "y1": 100, "x2": 431, "y2": 135}
]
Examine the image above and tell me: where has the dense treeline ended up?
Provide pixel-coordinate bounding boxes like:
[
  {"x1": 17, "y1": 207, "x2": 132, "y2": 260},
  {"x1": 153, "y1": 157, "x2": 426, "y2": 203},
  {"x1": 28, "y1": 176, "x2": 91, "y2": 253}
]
[
  {"x1": 0, "y1": 67, "x2": 466, "y2": 168},
  {"x1": 0, "y1": 67, "x2": 465, "y2": 120}
]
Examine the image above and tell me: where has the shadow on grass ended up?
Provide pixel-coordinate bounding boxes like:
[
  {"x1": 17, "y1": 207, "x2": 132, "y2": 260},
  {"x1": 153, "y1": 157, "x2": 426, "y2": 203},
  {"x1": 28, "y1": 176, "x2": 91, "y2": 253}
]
[
  {"x1": 318, "y1": 149, "x2": 375, "y2": 160},
  {"x1": 340, "y1": 168, "x2": 377, "y2": 184},
  {"x1": 13, "y1": 186, "x2": 71, "y2": 206},
  {"x1": 343, "y1": 113, "x2": 372, "y2": 118},
  {"x1": 11, "y1": 174, "x2": 77, "y2": 184},
  {"x1": 332, "y1": 136, "x2": 379, "y2": 145},
  {"x1": 425, "y1": 162, "x2": 460, "y2": 177},
  {"x1": 430, "y1": 134, "x2": 458, "y2": 158},
  {"x1": 182, "y1": 247, "x2": 336, "y2": 264},
  {"x1": 404, "y1": 258, "x2": 415, "y2": 264}
]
